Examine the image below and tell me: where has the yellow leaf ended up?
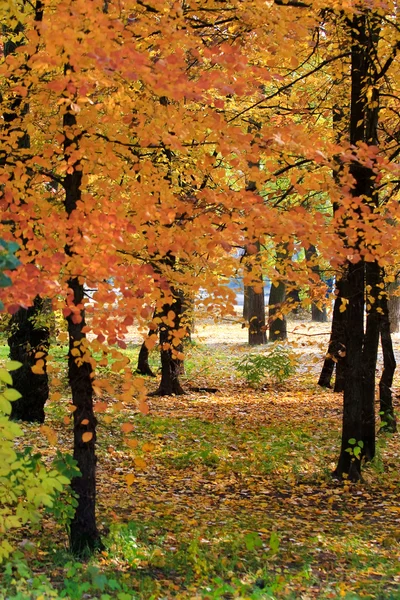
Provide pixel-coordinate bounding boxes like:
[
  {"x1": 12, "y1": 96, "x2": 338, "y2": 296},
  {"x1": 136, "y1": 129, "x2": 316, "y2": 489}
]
[
  {"x1": 82, "y1": 432, "x2": 93, "y2": 442},
  {"x1": 103, "y1": 415, "x2": 113, "y2": 424},
  {"x1": 142, "y1": 442, "x2": 155, "y2": 453},
  {"x1": 134, "y1": 457, "x2": 147, "y2": 470},
  {"x1": 40, "y1": 425, "x2": 57, "y2": 446}
]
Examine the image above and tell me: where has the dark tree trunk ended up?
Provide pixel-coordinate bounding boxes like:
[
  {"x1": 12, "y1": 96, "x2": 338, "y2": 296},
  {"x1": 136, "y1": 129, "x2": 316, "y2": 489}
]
[
  {"x1": 150, "y1": 287, "x2": 185, "y2": 396},
  {"x1": 334, "y1": 261, "x2": 365, "y2": 482},
  {"x1": 379, "y1": 287, "x2": 397, "y2": 432},
  {"x1": 306, "y1": 246, "x2": 328, "y2": 323},
  {"x1": 63, "y1": 107, "x2": 101, "y2": 556},
  {"x1": 334, "y1": 10, "x2": 381, "y2": 481},
  {"x1": 287, "y1": 287, "x2": 300, "y2": 314},
  {"x1": 268, "y1": 281, "x2": 287, "y2": 341},
  {"x1": 3, "y1": 5, "x2": 49, "y2": 423},
  {"x1": 311, "y1": 304, "x2": 328, "y2": 323},
  {"x1": 318, "y1": 277, "x2": 346, "y2": 391},
  {"x1": 137, "y1": 340, "x2": 156, "y2": 377},
  {"x1": 247, "y1": 284, "x2": 267, "y2": 345},
  {"x1": 8, "y1": 296, "x2": 49, "y2": 423}
]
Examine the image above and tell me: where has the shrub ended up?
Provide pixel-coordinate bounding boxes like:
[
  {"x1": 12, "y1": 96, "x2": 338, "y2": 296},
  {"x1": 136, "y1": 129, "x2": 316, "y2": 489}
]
[{"x1": 235, "y1": 345, "x2": 298, "y2": 386}]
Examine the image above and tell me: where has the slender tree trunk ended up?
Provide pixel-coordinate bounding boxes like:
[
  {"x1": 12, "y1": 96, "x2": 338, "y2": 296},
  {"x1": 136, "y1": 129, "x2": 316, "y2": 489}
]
[
  {"x1": 306, "y1": 246, "x2": 328, "y2": 323},
  {"x1": 379, "y1": 287, "x2": 397, "y2": 432},
  {"x1": 8, "y1": 296, "x2": 49, "y2": 423},
  {"x1": 268, "y1": 281, "x2": 287, "y2": 341},
  {"x1": 318, "y1": 277, "x2": 346, "y2": 391},
  {"x1": 388, "y1": 280, "x2": 400, "y2": 333},
  {"x1": 63, "y1": 106, "x2": 101, "y2": 555}
]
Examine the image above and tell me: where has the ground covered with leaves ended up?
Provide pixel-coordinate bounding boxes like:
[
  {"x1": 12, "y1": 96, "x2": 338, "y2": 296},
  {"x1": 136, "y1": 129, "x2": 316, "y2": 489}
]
[{"x1": 1, "y1": 320, "x2": 400, "y2": 600}]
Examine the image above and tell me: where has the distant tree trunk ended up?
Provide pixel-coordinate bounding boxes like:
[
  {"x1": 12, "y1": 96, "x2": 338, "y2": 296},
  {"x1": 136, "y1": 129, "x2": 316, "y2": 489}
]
[
  {"x1": 268, "y1": 281, "x2": 287, "y2": 341},
  {"x1": 287, "y1": 287, "x2": 300, "y2": 315},
  {"x1": 306, "y1": 245, "x2": 328, "y2": 323},
  {"x1": 388, "y1": 280, "x2": 400, "y2": 333},
  {"x1": 137, "y1": 340, "x2": 156, "y2": 377},
  {"x1": 318, "y1": 277, "x2": 346, "y2": 391},
  {"x1": 151, "y1": 288, "x2": 185, "y2": 396},
  {"x1": 379, "y1": 287, "x2": 397, "y2": 432},
  {"x1": 64, "y1": 106, "x2": 101, "y2": 556},
  {"x1": 311, "y1": 304, "x2": 328, "y2": 323},
  {"x1": 247, "y1": 284, "x2": 267, "y2": 345},
  {"x1": 8, "y1": 296, "x2": 49, "y2": 423}
]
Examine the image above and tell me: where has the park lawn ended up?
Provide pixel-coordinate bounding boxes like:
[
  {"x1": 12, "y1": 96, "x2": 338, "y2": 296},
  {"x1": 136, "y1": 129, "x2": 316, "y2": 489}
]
[{"x1": 1, "y1": 323, "x2": 400, "y2": 600}]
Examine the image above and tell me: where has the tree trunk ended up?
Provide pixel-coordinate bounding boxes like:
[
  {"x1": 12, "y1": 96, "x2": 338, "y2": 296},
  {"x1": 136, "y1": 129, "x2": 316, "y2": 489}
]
[
  {"x1": 379, "y1": 286, "x2": 397, "y2": 432},
  {"x1": 8, "y1": 296, "x2": 49, "y2": 423},
  {"x1": 334, "y1": 261, "x2": 365, "y2": 481},
  {"x1": 64, "y1": 107, "x2": 101, "y2": 555},
  {"x1": 334, "y1": 11, "x2": 381, "y2": 481},
  {"x1": 311, "y1": 304, "x2": 328, "y2": 323},
  {"x1": 388, "y1": 280, "x2": 400, "y2": 333},
  {"x1": 268, "y1": 281, "x2": 287, "y2": 341},
  {"x1": 247, "y1": 284, "x2": 267, "y2": 345},
  {"x1": 306, "y1": 246, "x2": 328, "y2": 323},
  {"x1": 137, "y1": 340, "x2": 156, "y2": 377},
  {"x1": 318, "y1": 277, "x2": 346, "y2": 391},
  {"x1": 150, "y1": 289, "x2": 185, "y2": 396},
  {"x1": 3, "y1": 5, "x2": 49, "y2": 423}
]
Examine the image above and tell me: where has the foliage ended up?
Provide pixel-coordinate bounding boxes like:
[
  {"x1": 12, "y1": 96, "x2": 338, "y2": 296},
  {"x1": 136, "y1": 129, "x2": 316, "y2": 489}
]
[
  {"x1": 0, "y1": 365, "x2": 77, "y2": 562},
  {"x1": 0, "y1": 240, "x2": 20, "y2": 311},
  {"x1": 235, "y1": 345, "x2": 298, "y2": 386}
]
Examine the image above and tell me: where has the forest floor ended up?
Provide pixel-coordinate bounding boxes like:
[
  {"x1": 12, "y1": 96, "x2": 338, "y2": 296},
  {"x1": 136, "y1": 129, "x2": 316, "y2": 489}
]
[{"x1": 1, "y1": 317, "x2": 400, "y2": 600}]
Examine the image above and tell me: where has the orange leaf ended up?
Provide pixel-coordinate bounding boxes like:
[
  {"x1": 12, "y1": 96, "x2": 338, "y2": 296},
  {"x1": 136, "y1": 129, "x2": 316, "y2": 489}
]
[
  {"x1": 121, "y1": 422, "x2": 134, "y2": 433},
  {"x1": 40, "y1": 425, "x2": 57, "y2": 446},
  {"x1": 103, "y1": 415, "x2": 113, "y2": 424},
  {"x1": 94, "y1": 401, "x2": 108, "y2": 413},
  {"x1": 63, "y1": 416, "x2": 71, "y2": 425},
  {"x1": 126, "y1": 473, "x2": 135, "y2": 486},
  {"x1": 125, "y1": 438, "x2": 139, "y2": 449},
  {"x1": 81, "y1": 418, "x2": 89, "y2": 425},
  {"x1": 50, "y1": 391, "x2": 62, "y2": 402},
  {"x1": 82, "y1": 431, "x2": 93, "y2": 442},
  {"x1": 138, "y1": 399, "x2": 150, "y2": 415}
]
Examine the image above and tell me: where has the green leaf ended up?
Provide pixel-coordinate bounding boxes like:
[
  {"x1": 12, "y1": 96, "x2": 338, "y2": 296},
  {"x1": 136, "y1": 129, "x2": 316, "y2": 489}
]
[
  {"x1": 3, "y1": 388, "x2": 22, "y2": 401},
  {"x1": 0, "y1": 369, "x2": 13, "y2": 385},
  {"x1": 358, "y1": 440, "x2": 364, "y2": 448},
  {"x1": 5, "y1": 361, "x2": 22, "y2": 371},
  {"x1": 348, "y1": 438, "x2": 356, "y2": 445}
]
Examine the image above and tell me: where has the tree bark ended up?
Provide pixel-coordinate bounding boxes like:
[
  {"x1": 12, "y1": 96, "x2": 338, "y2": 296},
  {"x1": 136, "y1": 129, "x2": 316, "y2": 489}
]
[
  {"x1": 150, "y1": 287, "x2": 185, "y2": 396},
  {"x1": 318, "y1": 277, "x2": 346, "y2": 392},
  {"x1": 306, "y1": 246, "x2": 328, "y2": 323},
  {"x1": 379, "y1": 287, "x2": 397, "y2": 432},
  {"x1": 388, "y1": 280, "x2": 400, "y2": 333},
  {"x1": 268, "y1": 281, "x2": 287, "y2": 341},
  {"x1": 63, "y1": 106, "x2": 101, "y2": 556},
  {"x1": 247, "y1": 284, "x2": 267, "y2": 345},
  {"x1": 8, "y1": 296, "x2": 49, "y2": 423},
  {"x1": 137, "y1": 339, "x2": 156, "y2": 377}
]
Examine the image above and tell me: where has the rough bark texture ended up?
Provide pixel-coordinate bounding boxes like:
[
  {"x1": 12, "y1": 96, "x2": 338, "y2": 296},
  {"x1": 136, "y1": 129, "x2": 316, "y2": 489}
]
[
  {"x1": 64, "y1": 108, "x2": 101, "y2": 556},
  {"x1": 268, "y1": 281, "x2": 287, "y2": 341},
  {"x1": 306, "y1": 246, "x2": 328, "y2": 323},
  {"x1": 8, "y1": 296, "x2": 49, "y2": 423}
]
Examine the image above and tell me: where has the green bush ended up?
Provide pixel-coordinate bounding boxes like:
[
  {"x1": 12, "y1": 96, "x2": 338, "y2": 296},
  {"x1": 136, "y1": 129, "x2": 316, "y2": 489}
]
[{"x1": 235, "y1": 345, "x2": 298, "y2": 386}]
